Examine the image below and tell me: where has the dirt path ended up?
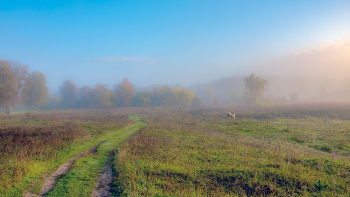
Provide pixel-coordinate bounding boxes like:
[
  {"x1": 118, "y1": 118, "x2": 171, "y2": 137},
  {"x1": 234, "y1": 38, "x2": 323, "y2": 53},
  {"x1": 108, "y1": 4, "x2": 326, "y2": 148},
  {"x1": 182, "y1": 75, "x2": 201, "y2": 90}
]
[
  {"x1": 24, "y1": 141, "x2": 106, "y2": 197},
  {"x1": 91, "y1": 151, "x2": 115, "y2": 197}
]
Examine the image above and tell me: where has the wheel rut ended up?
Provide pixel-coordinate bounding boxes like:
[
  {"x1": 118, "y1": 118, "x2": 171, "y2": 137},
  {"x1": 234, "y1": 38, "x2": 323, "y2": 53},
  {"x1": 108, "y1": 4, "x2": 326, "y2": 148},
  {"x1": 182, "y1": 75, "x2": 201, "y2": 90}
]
[
  {"x1": 24, "y1": 141, "x2": 107, "y2": 197},
  {"x1": 91, "y1": 151, "x2": 115, "y2": 197}
]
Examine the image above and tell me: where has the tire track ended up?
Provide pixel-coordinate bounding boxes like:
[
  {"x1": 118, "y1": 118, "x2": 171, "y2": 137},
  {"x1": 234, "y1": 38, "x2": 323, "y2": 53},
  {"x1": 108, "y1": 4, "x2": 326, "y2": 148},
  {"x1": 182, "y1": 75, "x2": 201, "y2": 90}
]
[
  {"x1": 24, "y1": 141, "x2": 106, "y2": 197},
  {"x1": 91, "y1": 151, "x2": 115, "y2": 197}
]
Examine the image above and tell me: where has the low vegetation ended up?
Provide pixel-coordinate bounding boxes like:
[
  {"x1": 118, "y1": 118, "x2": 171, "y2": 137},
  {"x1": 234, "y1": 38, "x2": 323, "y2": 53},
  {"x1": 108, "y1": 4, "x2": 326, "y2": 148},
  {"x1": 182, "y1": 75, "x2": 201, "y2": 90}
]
[
  {"x1": 2, "y1": 104, "x2": 350, "y2": 196},
  {"x1": 0, "y1": 110, "x2": 132, "y2": 196},
  {"x1": 113, "y1": 104, "x2": 350, "y2": 196}
]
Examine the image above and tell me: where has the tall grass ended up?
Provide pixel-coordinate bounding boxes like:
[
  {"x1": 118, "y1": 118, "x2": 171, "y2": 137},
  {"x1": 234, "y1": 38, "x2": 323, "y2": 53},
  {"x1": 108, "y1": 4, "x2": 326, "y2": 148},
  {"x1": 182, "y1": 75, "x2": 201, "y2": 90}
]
[{"x1": 0, "y1": 110, "x2": 132, "y2": 196}]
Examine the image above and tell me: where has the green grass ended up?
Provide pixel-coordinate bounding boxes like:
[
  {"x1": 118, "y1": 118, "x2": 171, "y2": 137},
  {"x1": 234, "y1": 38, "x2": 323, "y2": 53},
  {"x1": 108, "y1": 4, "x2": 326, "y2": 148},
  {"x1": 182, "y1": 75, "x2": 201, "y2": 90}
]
[
  {"x1": 0, "y1": 110, "x2": 132, "y2": 197},
  {"x1": 3, "y1": 105, "x2": 350, "y2": 196},
  {"x1": 113, "y1": 106, "x2": 350, "y2": 196},
  {"x1": 46, "y1": 115, "x2": 146, "y2": 196}
]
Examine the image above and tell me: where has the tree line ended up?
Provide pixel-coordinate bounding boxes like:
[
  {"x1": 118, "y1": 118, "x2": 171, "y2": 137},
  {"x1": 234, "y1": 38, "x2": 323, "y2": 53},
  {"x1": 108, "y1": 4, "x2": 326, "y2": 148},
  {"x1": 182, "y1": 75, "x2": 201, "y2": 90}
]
[
  {"x1": 0, "y1": 59, "x2": 49, "y2": 114},
  {"x1": 45, "y1": 78, "x2": 202, "y2": 110},
  {"x1": 0, "y1": 58, "x2": 202, "y2": 113},
  {"x1": 1, "y1": 58, "x2": 271, "y2": 113}
]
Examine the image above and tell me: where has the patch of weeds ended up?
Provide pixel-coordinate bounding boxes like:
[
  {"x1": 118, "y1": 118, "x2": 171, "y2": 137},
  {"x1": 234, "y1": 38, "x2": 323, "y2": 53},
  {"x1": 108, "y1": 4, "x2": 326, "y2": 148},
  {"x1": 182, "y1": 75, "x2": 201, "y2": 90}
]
[
  {"x1": 310, "y1": 145, "x2": 332, "y2": 153},
  {"x1": 25, "y1": 111, "x2": 33, "y2": 117},
  {"x1": 290, "y1": 136, "x2": 304, "y2": 143}
]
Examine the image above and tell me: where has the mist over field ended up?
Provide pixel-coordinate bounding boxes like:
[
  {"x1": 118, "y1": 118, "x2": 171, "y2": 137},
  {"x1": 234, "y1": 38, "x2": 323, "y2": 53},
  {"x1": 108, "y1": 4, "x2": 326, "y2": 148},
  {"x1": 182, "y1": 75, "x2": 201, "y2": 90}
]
[
  {"x1": 3, "y1": 2, "x2": 350, "y2": 196},
  {"x1": 1, "y1": 0, "x2": 350, "y2": 108}
]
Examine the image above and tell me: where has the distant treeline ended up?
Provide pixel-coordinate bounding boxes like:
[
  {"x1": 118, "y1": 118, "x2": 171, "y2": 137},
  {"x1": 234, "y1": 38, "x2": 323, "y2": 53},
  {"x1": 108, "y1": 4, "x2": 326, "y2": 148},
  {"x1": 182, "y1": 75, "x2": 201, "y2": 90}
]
[
  {"x1": 0, "y1": 59, "x2": 203, "y2": 113},
  {"x1": 44, "y1": 78, "x2": 202, "y2": 110},
  {"x1": 3, "y1": 58, "x2": 303, "y2": 113}
]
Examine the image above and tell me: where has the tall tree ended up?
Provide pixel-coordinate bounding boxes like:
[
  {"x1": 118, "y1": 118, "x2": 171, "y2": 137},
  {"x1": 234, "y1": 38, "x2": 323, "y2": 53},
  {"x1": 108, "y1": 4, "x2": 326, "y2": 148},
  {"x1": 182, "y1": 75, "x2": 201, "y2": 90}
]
[
  {"x1": 99, "y1": 89, "x2": 116, "y2": 109},
  {"x1": 59, "y1": 80, "x2": 78, "y2": 108},
  {"x1": 132, "y1": 91, "x2": 151, "y2": 106},
  {"x1": 244, "y1": 73, "x2": 267, "y2": 104},
  {"x1": 22, "y1": 71, "x2": 50, "y2": 111},
  {"x1": 77, "y1": 85, "x2": 93, "y2": 108},
  {"x1": 0, "y1": 59, "x2": 29, "y2": 114},
  {"x1": 114, "y1": 78, "x2": 134, "y2": 107},
  {"x1": 151, "y1": 86, "x2": 162, "y2": 106},
  {"x1": 178, "y1": 89, "x2": 194, "y2": 106}
]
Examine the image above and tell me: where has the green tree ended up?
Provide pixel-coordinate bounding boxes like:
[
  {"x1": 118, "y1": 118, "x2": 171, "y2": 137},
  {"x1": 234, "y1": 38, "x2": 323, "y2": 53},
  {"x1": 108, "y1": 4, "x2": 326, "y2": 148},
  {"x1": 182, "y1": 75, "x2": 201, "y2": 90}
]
[
  {"x1": 151, "y1": 86, "x2": 163, "y2": 106},
  {"x1": 77, "y1": 85, "x2": 93, "y2": 108},
  {"x1": 160, "y1": 86, "x2": 177, "y2": 106},
  {"x1": 0, "y1": 59, "x2": 29, "y2": 114},
  {"x1": 191, "y1": 96, "x2": 202, "y2": 106},
  {"x1": 178, "y1": 89, "x2": 194, "y2": 106},
  {"x1": 244, "y1": 73, "x2": 267, "y2": 104},
  {"x1": 22, "y1": 71, "x2": 50, "y2": 111},
  {"x1": 59, "y1": 80, "x2": 78, "y2": 108},
  {"x1": 132, "y1": 91, "x2": 151, "y2": 106},
  {"x1": 229, "y1": 90, "x2": 240, "y2": 103}
]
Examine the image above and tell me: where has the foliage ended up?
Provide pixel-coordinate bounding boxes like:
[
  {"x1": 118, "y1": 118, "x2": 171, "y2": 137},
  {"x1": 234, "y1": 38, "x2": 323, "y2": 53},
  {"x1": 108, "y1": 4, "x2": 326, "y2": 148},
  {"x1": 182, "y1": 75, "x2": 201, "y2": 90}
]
[
  {"x1": 150, "y1": 86, "x2": 162, "y2": 106},
  {"x1": 114, "y1": 78, "x2": 134, "y2": 107},
  {"x1": 191, "y1": 96, "x2": 202, "y2": 106},
  {"x1": 0, "y1": 110, "x2": 133, "y2": 196},
  {"x1": 22, "y1": 71, "x2": 50, "y2": 110},
  {"x1": 132, "y1": 91, "x2": 151, "y2": 106},
  {"x1": 244, "y1": 73, "x2": 267, "y2": 104},
  {"x1": 59, "y1": 80, "x2": 78, "y2": 108},
  {"x1": 0, "y1": 59, "x2": 29, "y2": 114},
  {"x1": 157, "y1": 86, "x2": 194, "y2": 106},
  {"x1": 229, "y1": 90, "x2": 240, "y2": 103}
]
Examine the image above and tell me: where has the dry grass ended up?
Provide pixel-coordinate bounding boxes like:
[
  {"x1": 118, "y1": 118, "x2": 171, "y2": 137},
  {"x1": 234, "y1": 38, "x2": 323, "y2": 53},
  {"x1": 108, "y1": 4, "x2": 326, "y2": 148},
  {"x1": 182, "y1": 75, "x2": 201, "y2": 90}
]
[
  {"x1": 0, "y1": 110, "x2": 132, "y2": 194},
  {"x1": 112, "y1": 104, "x2": 350, "y2": 196}
]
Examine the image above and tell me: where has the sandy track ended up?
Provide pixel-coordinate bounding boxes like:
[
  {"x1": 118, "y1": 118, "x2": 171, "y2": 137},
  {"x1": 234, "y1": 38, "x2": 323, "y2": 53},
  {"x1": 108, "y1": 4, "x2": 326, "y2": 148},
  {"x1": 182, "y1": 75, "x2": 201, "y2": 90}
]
[{"x1": 24, "y1": 141, "x2": 107, "y2": 197}]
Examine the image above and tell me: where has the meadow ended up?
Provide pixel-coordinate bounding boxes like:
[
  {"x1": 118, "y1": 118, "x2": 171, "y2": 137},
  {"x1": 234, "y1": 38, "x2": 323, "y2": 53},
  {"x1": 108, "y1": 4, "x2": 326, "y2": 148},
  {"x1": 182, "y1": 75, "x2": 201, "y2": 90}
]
[
  {"x1": 1, "y1": 103, "x2": 350, "y2": 196},
  {"x1": 114, "y1": 104, "x2": 350, "y2": 196},
  {"x1": 0, "y1": 110, "x2": 133, "y2": 196}
]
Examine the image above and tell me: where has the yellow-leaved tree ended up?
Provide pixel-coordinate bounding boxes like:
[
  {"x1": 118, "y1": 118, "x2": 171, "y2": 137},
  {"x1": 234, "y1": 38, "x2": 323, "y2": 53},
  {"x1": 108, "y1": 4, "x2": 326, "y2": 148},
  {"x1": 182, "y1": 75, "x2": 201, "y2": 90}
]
[
  {"x1": 114, "y1": 78, "x2": 134, "y2": 107},
  {"x1": 22, "y1": 71, "x2": 50, "y2": 111},
  {"x1": 0, "y1": 59, "x2": 29, "y2": 114}
]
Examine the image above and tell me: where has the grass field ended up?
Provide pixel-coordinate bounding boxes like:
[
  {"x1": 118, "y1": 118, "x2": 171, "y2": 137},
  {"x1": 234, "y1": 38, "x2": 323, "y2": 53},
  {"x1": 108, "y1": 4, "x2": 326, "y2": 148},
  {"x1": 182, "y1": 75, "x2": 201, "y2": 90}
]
[
  {"x1": 113, "y1": 104, "x2": 350, "y2": 196},
  {"x1": 1, "y1": 104, "x2": 350, "y2": 196},
  {"x1": 0, "y1": 110, "x2": 134, "y2": 196}
]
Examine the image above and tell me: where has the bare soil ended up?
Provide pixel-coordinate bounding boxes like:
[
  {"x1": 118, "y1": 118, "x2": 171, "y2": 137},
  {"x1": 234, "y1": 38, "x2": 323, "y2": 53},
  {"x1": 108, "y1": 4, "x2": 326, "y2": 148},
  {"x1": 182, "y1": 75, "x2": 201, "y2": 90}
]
[{"x1": 91, "y1": 151, "x2": 115, "y2": 197}]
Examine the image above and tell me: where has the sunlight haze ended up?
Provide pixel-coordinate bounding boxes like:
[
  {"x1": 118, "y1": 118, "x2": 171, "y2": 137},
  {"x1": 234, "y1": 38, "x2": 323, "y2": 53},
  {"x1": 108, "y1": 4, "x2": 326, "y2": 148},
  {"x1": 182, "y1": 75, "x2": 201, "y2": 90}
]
[{"x1": 1, "y1": 0, "x2": 350, "y2": 95}]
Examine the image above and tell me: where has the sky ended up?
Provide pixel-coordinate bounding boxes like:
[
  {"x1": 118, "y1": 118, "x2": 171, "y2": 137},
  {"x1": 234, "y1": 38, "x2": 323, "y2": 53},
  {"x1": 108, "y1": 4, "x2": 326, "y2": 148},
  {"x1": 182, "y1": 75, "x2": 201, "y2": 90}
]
[{"x1": 1, "y1": 0, "x2": 350, "y2": 95}]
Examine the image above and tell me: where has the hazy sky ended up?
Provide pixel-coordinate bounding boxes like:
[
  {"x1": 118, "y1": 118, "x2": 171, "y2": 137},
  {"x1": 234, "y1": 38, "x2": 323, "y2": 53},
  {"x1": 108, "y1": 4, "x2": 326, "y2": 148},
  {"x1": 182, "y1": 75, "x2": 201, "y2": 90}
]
[{"x1": 1, "y1": 0, "x2": 350, "y2": 95}]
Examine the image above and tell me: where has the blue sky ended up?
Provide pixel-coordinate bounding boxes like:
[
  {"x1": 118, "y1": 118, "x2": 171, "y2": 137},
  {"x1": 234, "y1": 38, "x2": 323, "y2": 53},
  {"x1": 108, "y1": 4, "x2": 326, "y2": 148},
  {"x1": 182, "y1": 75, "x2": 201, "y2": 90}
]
[{"x1": 1, "y1": 0, "x2": 350, "y2": 95}]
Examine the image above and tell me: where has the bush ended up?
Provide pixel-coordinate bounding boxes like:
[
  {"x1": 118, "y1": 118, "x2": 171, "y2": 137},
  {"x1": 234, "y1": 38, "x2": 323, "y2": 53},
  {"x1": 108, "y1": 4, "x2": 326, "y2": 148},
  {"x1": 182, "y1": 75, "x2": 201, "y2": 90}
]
[
  {"x1": 191, "y1": 96, "x2": 202, "y2": 106},
  {"x1": 25, "y1": 111, "x2": 33, "y2": 117}
]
